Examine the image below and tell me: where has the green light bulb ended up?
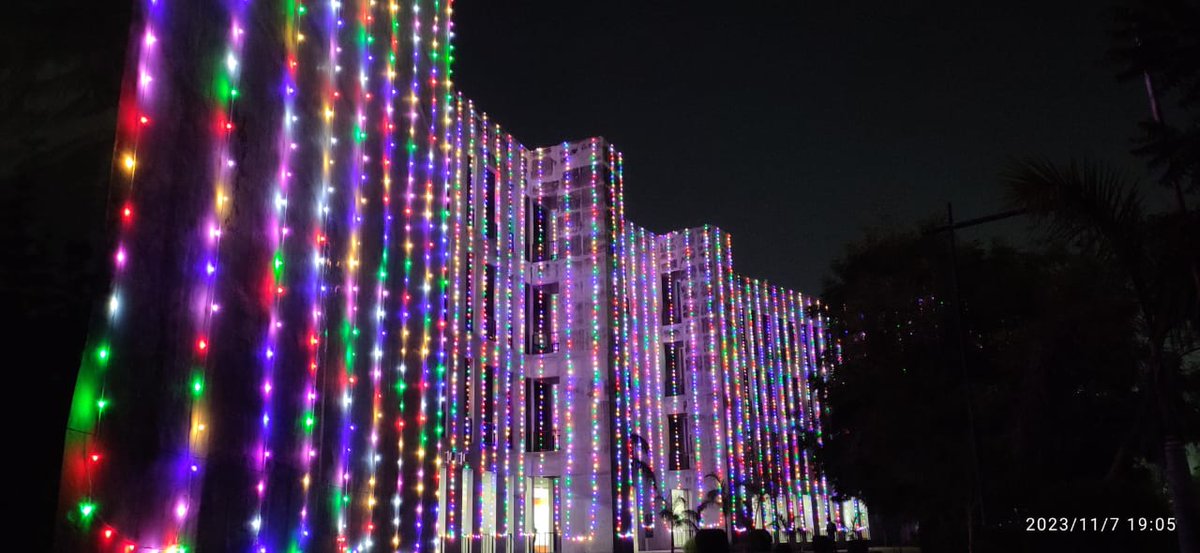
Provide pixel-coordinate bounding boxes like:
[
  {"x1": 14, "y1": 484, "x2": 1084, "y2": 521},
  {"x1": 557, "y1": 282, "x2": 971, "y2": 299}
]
[{"x1": 79, "y1": 501, "x2": 96, "y2": 519}]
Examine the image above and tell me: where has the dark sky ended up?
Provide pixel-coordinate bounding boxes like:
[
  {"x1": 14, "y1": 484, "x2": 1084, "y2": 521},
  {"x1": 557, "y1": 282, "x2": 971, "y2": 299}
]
[{"x1": 452, "y1": 0, "x2": 1151, "y2": 292}]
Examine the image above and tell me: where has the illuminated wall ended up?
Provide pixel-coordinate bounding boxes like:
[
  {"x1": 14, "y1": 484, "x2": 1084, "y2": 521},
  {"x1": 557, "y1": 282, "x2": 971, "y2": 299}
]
[
  {"x1": 57, "y1": 0, "x2": 456, "y2": 551},
  {"x1": 441, "y1": 133, "x2": 862, "y2": 553},
  {"x1": 56, "y1": 1, "x2": 861, "y2": 552}
]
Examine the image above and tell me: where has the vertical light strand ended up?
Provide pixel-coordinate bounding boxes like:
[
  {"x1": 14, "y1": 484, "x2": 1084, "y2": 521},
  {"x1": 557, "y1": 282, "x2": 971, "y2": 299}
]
[
  {"x1": 512, "y1": 136, "x2": 528, "y2": 546},
  {"x1": 586, "y1": 138, "x2": 601, "y2": 538},
  {"x1": 709, "y1": 227, "x2": 738, "y2": 530},
  {"x1": 500, "y1": 129, "x2": 515, "y2": 540},
  {"x1": 700, "y1": 227, "x2": 726, "y2": 528},
  {"x1": 296, "y1": 0, "x2": 339, "y2": 546},
  {"x1": 559, "y1": 142, "x2": 578, "y2": 540},
  {"x1": 63, "y1": 0, "x2": 163, "y2": 546},
  {"x1": 378, "y1": 2, "x2": 405, "y2": 550},
  {"x1": 391, "y1": 0, "x2": 424, "y2": 543},
  {"x1": 179, "y1": 0, "x2": 251, "y2": 548},
  {"x1": 533, "y1": 146, "x2": 549, "y2": 491},
  {"x1": 627, "y1": 223, "x2": 649, "y2": 533},
  {"x1": 681, "y1": 230, "x2": 705, "y2": 502},
  {"x1": 414, "y1": 0, "x2": 448, "y2": 544},
  {"x1": 772, "y1": 289, "x2": 801, "y2": 531},
  {"x1": 433, "y1": 2, "x2": 457, "y2": 548},
  {"x1": 645, "y1": 229, "x2": 665, "y2": 534},
  {"x1": 407, "y1": 0, "x2": 432, "y2": 543},
  {"x1": 723, "y1": 237, "x2": 751, "y2": 528},
  {"x1": 443, "y1": 92, "x2": 465, "y2": 546},
  {"x1": 339, "y1": 0, "x2": 372, "y2": 545},
  {"x1": 750, "y1": 279, "x2": 773, "y2": 525},
  {"x1": 426, "y1": 0, "x2": 455, "y2": 547},
  {"x1": 766, "y1": 285, "x2": 793, "y2": 528},
  {"x1": 606, "y1": 144, "x2": 632, "y2": 538},
  {"x1": 249, "y1": 0, "x2": 302, "y2": 549}
]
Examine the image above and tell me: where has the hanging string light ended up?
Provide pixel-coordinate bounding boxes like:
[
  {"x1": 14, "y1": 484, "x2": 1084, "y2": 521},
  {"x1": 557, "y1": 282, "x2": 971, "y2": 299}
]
[
  {"x1": 58, "y1": 1, "x2": 862, "y2": 549},
  {"x1": 249, "y1": 1, "x2": 302, "y2": 550},
  {"x1": 62, "y1": 0, "x2": 164, "y2": 547}
]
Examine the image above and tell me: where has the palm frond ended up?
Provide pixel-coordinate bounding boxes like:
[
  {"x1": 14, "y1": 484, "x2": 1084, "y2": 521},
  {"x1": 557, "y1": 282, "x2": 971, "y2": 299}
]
[
  {"x1": 1002, "y1": 157, "x2": 1150, "y2": 286},
  {"x1": 630, "y1": 432, "x2": 652, "y2": 456},
  {"x1": 631, "y1": 456, "x2": 659, "y2": 495},
  {"x1": 697, "y1": 488, "x2": 721, "y2": 516}
]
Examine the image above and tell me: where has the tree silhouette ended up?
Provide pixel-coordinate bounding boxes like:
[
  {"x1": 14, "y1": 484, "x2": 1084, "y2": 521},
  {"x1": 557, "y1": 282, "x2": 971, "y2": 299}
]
[{"x1": 1004, "y1": 158, "x2": 1199, "y2": 553}]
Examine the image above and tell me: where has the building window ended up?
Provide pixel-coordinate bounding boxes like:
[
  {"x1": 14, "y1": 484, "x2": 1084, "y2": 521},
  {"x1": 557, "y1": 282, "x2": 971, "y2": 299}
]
[
  {"x1": 466, "y1": 154, "x2": 475, "y2": 219},
  {"x1": 664, "y1": 341, "x2": 684, "y2": 397},
  {"x1": 526, "y1": 377, "x2": 557, "y2": 452},
  {"x1": 783, "y1": 319, "x2": 794, "y2": 364},
  {"x1": 463, "y1": 357, "x2": 473, "y2": 445},
  {"x1": 667, "y1": 413, "x2": 690, "y2": 470},
  {"x1": 482, "y1": 364, "x2": 497, "y2": 446},
  {"x1": 525, "y1": 283, "x2": 558, "y2": 354},
  {"x1": 661, "y1": 270, "x2": 684, "y2": 325},
  {"x1": 526, "y1": 196, "x2": 553, "y2": 262},
  {"x1": 762, "y1": 315, "x2": 774, "y2": 361},
  {"x1": 483, "y1": 167, "x2": 497, "y2": 239},
  {"x1": 463, "y1": 169, "x2": 475, "y2": 334},
  {"x1": 483, "y1": 264, "x2": 497, "y2": 340},
  {"x1": 464, "y1": 258, "x2": 474, "y2": 334}
]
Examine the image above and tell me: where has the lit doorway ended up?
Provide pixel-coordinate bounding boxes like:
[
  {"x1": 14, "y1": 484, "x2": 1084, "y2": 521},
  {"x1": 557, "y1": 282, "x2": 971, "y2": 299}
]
[{"x1": 531, "y1": 477, "x2": 556, "y2": 553}]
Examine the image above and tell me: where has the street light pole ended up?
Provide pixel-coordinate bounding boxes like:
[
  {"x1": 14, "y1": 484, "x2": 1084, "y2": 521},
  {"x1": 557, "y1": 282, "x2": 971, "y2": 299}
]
[{"x1": 926, "y1": 203, "x2": 1025, "y2": 553}]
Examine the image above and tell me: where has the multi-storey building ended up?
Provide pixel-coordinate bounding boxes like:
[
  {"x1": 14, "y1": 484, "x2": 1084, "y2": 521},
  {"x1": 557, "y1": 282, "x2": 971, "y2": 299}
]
[
  {"x1": 54, "y1": 1, "x2": 866, "y2": 552},
  {"x1": 442, "y1": 107, "x2": 869, "y2": 553}
]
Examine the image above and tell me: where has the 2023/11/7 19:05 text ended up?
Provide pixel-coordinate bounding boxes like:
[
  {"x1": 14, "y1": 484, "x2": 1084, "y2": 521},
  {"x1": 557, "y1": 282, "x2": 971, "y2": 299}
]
[{"x1": 1024, "y1": 517, "x2": 1176, "y2": 532}]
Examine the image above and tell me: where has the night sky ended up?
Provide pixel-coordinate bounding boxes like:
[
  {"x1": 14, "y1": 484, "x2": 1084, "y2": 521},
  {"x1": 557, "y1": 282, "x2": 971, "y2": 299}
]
[{"x1": 451, "y1": 0, "x2": 1151, "y2": 292}]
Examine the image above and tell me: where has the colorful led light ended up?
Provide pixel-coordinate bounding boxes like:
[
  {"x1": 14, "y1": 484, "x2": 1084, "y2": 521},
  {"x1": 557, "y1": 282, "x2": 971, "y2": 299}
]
[{"x1": 59, "y1": 1, "x2": 861, "y2": 549}]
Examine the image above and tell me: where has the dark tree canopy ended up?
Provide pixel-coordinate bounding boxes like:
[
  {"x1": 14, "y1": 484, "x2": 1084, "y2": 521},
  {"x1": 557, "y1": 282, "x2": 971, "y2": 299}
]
[{"x1": 821, "y1": 226, "x2": 1176, "y2": 552}]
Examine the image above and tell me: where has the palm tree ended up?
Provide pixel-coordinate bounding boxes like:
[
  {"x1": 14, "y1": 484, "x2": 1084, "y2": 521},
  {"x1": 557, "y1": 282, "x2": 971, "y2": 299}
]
[
  {"x1": 629, "y1": 432, "x2": 659, "y2": 539},
  {"x1": 698, "y1": 472, "x2": 724, "y2": 527},
  {"x1": 1003, "y1": 158, "x2": 1199, "y2": 553},
  {"x1": 658, "y1": 494, "x2": 701, "y2": 553}
]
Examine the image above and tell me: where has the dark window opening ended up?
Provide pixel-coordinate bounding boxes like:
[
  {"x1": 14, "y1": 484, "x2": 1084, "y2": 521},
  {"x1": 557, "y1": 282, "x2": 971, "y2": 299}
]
[
  {"x1": 525, "y1": 283, "x2": 558, "y2": 354},
  {"x1": 664, "y1": 341, "x2": 684, "y2": 397},
  {"x1": 464, "y1": 257, "x2": 474, "y2": 334},
  {"x1": 526, "y1": 196, "x2": 553, "y2": 262},
  {"x1": 661, "y1": 270, "x2": 685, "y2": 325},
  {"x1": 482, "y1": 364, "x2": 497, "y2": 446},
  {"x1": 526, "y1": 377, "x2": 558, "y2": 452},
  {"x1": 483, "y1": 167, "x2": 497, "y2": 239},
  {"x1": 466, "y1": 154, "x2": 475, "y2": 215},
  {"x1": 483, "y1": 264, "x2": 497, "y2": 340},
  {"x1": 463, "y1": 356, "x2": 473, "y2": 446},
  {"x1": 668, "y1": 413, "x2": 690, "y2": 470},
  {"x1": 762, "y1": 315, "x2": 774, "y2": 361},
  {"x1": 783, "y1": 319, "x2": 794, "y2": 364}
]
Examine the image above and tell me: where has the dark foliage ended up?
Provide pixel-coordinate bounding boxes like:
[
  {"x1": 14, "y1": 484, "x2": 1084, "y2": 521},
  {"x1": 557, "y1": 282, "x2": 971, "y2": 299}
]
[
  {"x1": 1110, "y1": 0, "x2": 1200, "y2": 197},
  {"x1": 822, "y1": 225, "x2": 1177, "y2": 552}
]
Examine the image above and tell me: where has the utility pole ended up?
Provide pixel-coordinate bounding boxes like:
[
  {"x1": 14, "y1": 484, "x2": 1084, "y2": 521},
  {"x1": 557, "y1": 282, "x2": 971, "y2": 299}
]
[{"x1": 926, "y1": 204, "x2": 1024, "y2": 553}]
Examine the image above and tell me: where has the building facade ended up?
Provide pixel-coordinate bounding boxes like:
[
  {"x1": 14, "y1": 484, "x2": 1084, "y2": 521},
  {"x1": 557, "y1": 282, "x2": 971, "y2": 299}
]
[
  {"x1": 55, "y1": 1, "x2": 865, "y2": 552},
  {"x1": 441, "y1": 114, "x2": 868, "y2": 553}
]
